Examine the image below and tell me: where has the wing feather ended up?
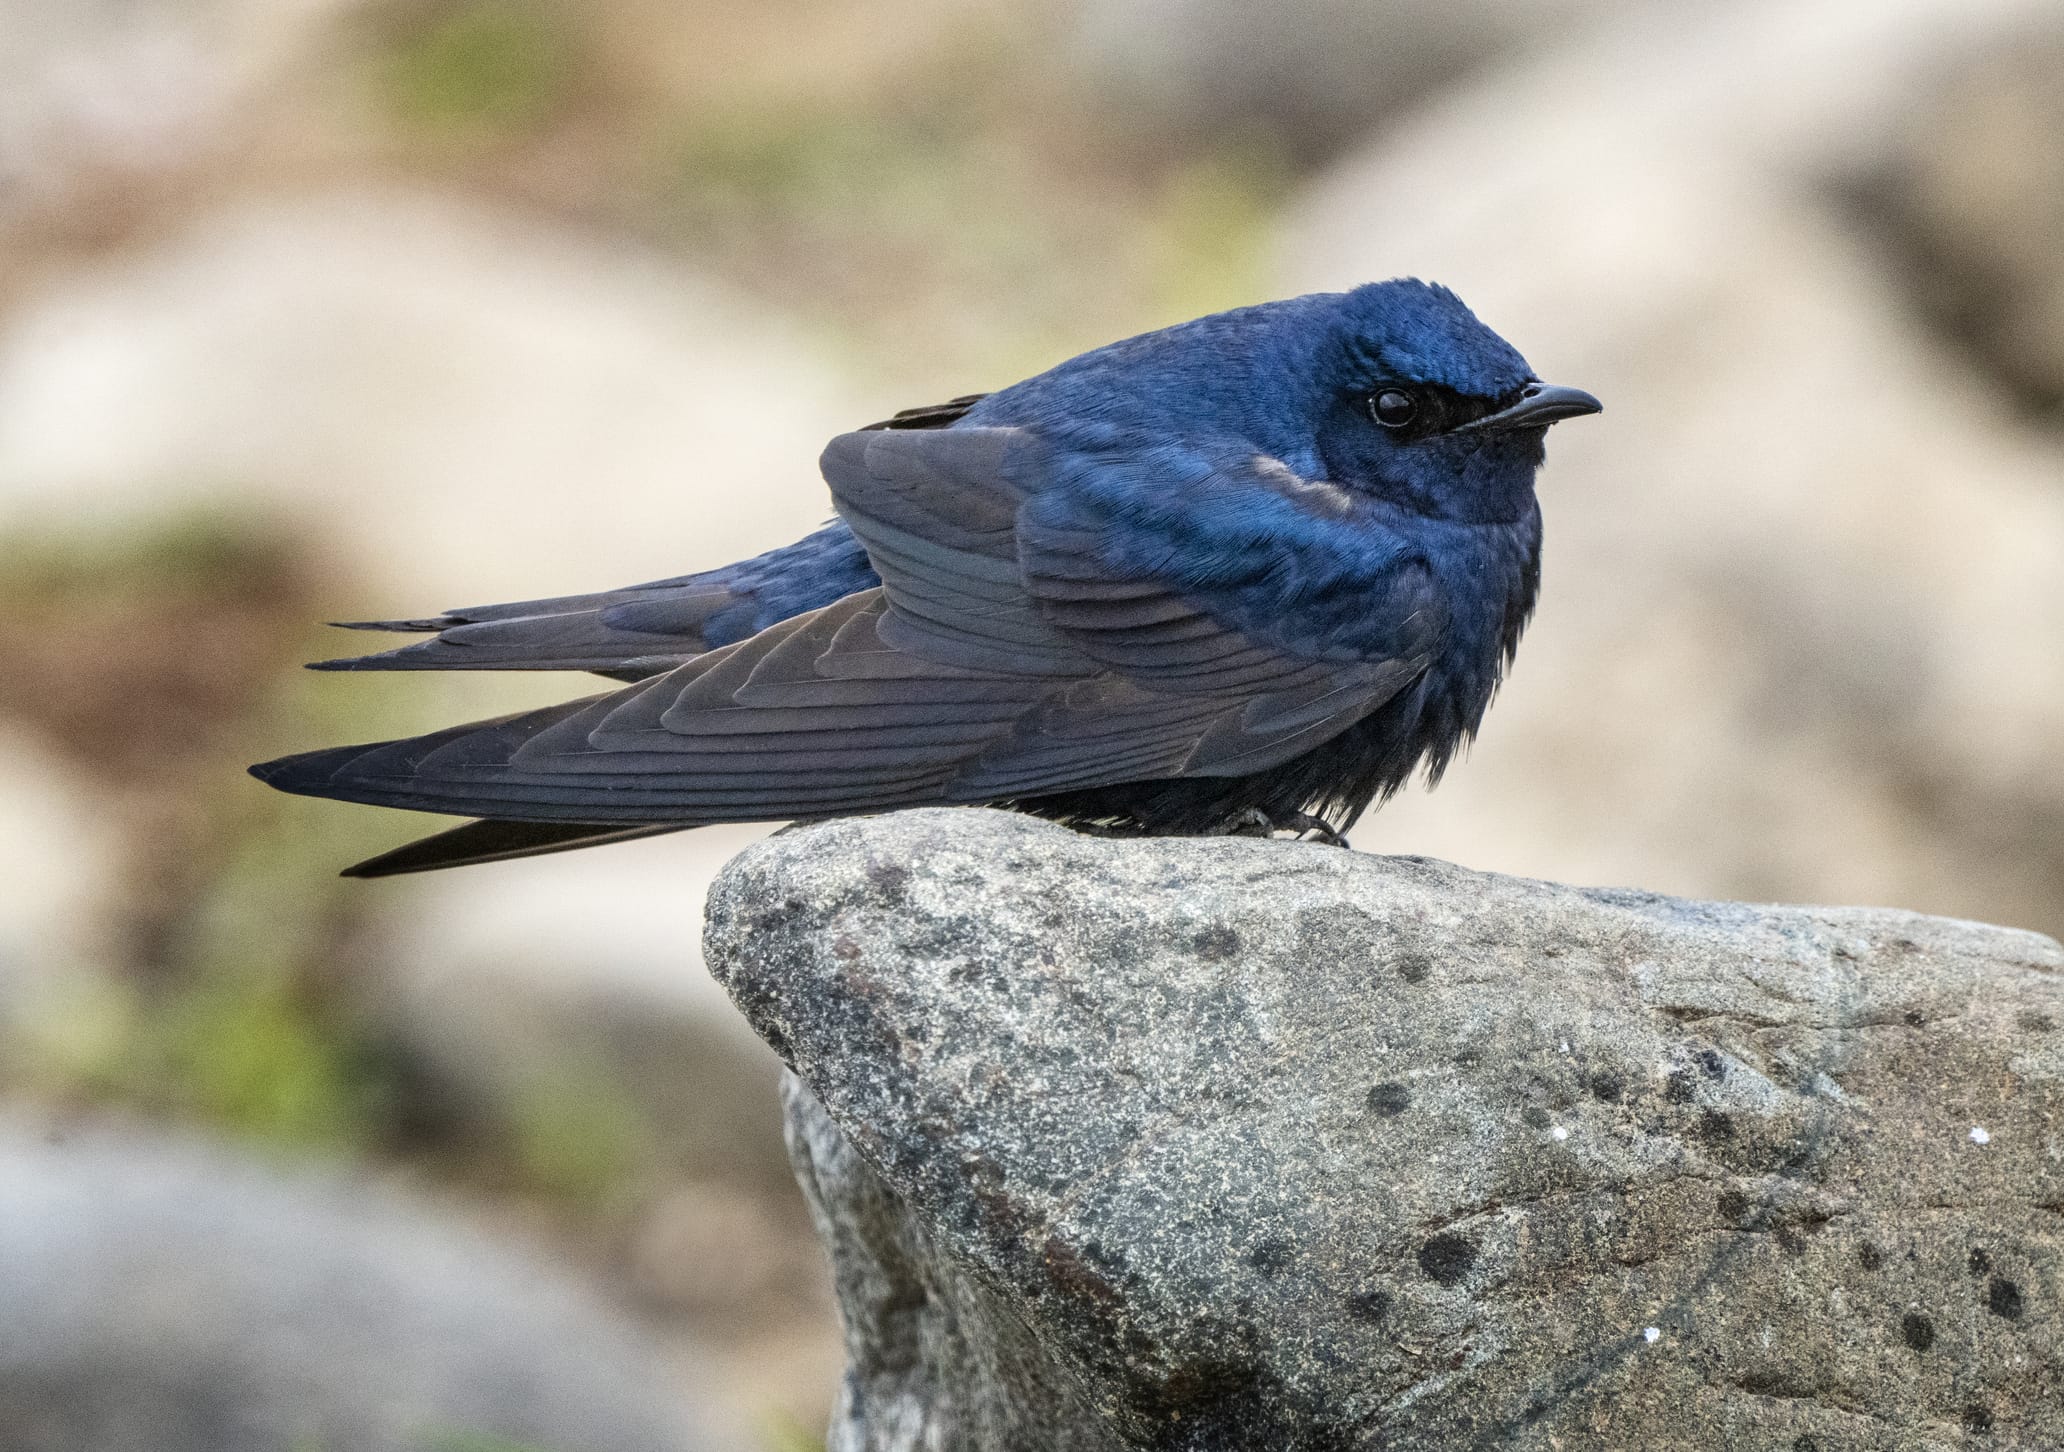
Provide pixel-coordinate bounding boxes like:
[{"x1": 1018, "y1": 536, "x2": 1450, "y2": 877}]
[{"x1": 255, "y1": 429, "x2": 1446, "y2": 830}]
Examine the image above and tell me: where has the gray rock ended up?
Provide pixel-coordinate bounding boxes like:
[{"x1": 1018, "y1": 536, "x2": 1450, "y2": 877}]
[
  {"x1": 707, "y1": 808, "x2": 2064, "y2": 1450},
  {"x1": 0, "y1": 1122, "x2": 740, "y2": 1452}
]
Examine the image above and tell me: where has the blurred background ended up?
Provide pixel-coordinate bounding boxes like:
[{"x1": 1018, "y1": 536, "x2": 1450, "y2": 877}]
[{"x1": 0, "y1": 0, "x2": 2060, "y2": 1448}]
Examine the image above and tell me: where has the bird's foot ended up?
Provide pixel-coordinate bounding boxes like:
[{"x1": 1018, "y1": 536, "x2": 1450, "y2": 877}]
[
  {"x1": 1212, "y1": 808, "x2": 1350, "y2": 848},
  {"x1": 1218, "y1": 808, "x2": 1277, "y2": 838},
  {"x1": 1277, "y1": 811, "x2": 1350, "y2": 848}
]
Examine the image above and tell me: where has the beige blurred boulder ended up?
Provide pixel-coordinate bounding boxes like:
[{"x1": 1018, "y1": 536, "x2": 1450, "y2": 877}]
[
  {"x1": 0, "y1": 727, "x2": 120, "y2": 1030},
  {"x1": 0, "y1": 0, "x2": 355, "y2": 251},
  {"x1": 0, "y1": 186, "x2": 858, "y2": 614},
  {"x1": 1849, "y1": 28, "x2": 2064, "y2": 416},
  {"x1": 1281, "y1": 0, "x2": 2064, "y2": 938}
]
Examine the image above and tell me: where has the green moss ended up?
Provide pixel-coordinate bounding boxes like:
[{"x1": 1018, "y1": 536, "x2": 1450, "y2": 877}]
[
  {"x1": 1138, "y1": 145, "x2": 1290, "y2": 327},
  {"x1": 504, "y1": 1060, "x2": 653, "y2": 1209},
  {"x1": 166, "y1": 962, "x2": 386, "y2": 1149},
  {"x1": 423, "y1": 1432, "x2": 564, "y2": 1452},
  {"x1": 672, "y1": 105, "x2": 969, "y2": 233},
  {"x1": 0, "y1": 507, "x2": 301, "y2": 604},
  {"x1": 759, "y1": 1415, "x2": 827, "y2": 1452},
  {"x1": 379, "y1": 0, "x2": 573, "y2": 138}
]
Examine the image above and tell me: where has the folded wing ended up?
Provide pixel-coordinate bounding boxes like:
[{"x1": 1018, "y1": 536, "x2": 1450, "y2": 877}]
[{"x1": 253, "y1": 426, "x2": 1442, "y2": 832}]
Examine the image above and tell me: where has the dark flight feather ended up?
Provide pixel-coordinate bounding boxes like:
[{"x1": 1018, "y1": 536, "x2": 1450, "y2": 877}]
[{"x1": 342, "y1": 819, "x2": 688, "y2": 877}]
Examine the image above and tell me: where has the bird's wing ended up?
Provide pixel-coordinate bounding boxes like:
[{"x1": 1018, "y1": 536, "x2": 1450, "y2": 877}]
[
  {"x1": 824, "y1": 427, "x2": 1443, "y2": 797},
  {"x1": 252, "y1": 427, "x2": 1442, "y2": 825}
]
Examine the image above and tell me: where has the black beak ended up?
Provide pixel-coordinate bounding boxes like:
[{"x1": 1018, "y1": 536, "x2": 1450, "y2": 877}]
[{"x1": 1461, "y1": 381, "x2": 1602, "y2": 432}]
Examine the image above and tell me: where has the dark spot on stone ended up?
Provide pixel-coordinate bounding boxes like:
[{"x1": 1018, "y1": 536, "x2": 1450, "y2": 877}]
[
  {"x1": 865, "y1": 860, "x2": 910, "y2": 896},
  {"x1": 1901, "y1": 1311, "x2": 1936, "y2": 1351},
  {"x1": 832, "y1": 935, "x2": 862, "y2": 961},
  {"x1": 1366, "y1": 1082, "x2": 1411, "y2": 1117},
  {"x1": 1247, "y1": 1239, "x2": 1294, "y2": 1275},
  {"x1": 1102, "y1": 926, "x2": 1152, "y2": 969},
  {"x1": 1987, "y1": 1276, "x2": 2025, "y2": 1320},
  {"x1": 1793, "y1": 1437, "x2": 1822, "y2": 1452},
  {"x1": 1717, "y1": 1189, "x2": 1750, "y2": 1223},
  {"x1": 1696, "y1": 1048, "x2": 1726, "y2": 1080},
  {"x1": 2019, "y1": 1010, "x2": 2056, "y2": 1032},
  {"x1": 1738, "y1": 1368, "x2": 1796, "y2": 1396},
  {"x1": 1698, "y1": 1109, "x2": 1736, "y2": 1144},
  {"x1": 1395, "y1": 952, "x2": 1432, "y2": 985},
  {"x1": 1521, "y1": 1105, "x2": 1551, "y2": 1129},
  {"x1": 1774, "y1": 1225, "x2": 1806, "y2": 1257},
  {"x1": 1192, "y1": 925, "x2": 1242, "y2": 961},
  {"x1": 1418, "y1": 1233, "x2": 1477, "y2": 1286},
  {"x1": 1589, "y1": 1069, "x2": 1625, "y2": 1102},
  {"x1": 1346, "y1": 1289, "x2": 1391, "y2": 1323},
  {"x1": 1964, "y1": 1403, "x2": 1995, "y2": 1433},
  {"x1": 1664, "y1": 1071, "x2": 1696, "y2": 1104},
  {"x1": 1859, "y1": 1242, "x2": 1885, "y2": 1271},
  {"x1": 1041, "y1": 1237, "x2": 1123, "y2": 1309},
  {"x1": 1903, "y1": 1008, "x2": 1925, "y2": 1027},
  {"x1": 1969, "y1": 1247, "x2": 1992, "y2": 1275},
  {"x1": 1134, "y1": 1357, "x2": 1269, "y2": 1430},
  {"x1": 1521, "y1": 1397, "x2": 1549, "y2": 1424}
]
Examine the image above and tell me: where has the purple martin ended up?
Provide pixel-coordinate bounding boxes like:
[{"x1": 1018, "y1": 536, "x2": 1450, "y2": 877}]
[{"x1": 251, "y1": 281, "x2": 1599, "y2": 876}]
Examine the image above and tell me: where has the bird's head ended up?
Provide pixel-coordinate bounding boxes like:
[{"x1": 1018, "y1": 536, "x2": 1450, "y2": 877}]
[{"x1": 1313, "y1": 280, "x2": 1599, "y2": 524}]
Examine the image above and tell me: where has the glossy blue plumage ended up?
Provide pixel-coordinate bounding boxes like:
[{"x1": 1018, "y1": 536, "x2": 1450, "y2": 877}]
[{"x1": 255, "y1": 280, "x2": 1596, "y2": 874}]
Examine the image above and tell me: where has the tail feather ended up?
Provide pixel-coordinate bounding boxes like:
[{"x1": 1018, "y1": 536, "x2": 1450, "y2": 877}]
[
  {"x1": 342, "y1": 818, "x2": 689, "y2": 877},
  {"x1": 328, "y1": 617, "x2": 454, "y2": 633}
]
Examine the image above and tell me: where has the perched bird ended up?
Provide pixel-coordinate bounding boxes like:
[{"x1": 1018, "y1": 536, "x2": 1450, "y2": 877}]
[{"x1": 252, "y1": 281, "x2": 1598, "y2": 876}]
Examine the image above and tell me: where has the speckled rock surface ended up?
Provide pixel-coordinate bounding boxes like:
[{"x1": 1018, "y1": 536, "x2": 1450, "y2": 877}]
[{"x1": 706, "y1": 809, "x2": 2064, "y2": 1451}]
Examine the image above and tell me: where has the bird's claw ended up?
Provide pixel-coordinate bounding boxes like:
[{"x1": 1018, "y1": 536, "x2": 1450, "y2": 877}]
[
  {"x1": 1279, "y1": 811, "x2": 1350, "y2": 848},
  {"x1": 1212, "y1": 808, "x2": 1349, "y2": 848},
  {"x1": 1219, "y1": 808, "x2": 1277, "y2": 838}
]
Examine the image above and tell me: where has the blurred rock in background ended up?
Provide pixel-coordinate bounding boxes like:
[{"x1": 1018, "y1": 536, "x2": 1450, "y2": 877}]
[
  {"x1": 0, "y1": 0, "x2": 2062, "y2": 1447},
  {"x1": 0, "y1": 188, "x2": 855, "y2": 607},
  {"x1": 1068, "y1": 0, "x2": 1639, "y2": 164},
  {"x1": 0, "y1": 1121, "x2": 742, "y2": 1452},
  {"x1": 1845, "y1": 27, "x2": 2064, "y2": 421}
]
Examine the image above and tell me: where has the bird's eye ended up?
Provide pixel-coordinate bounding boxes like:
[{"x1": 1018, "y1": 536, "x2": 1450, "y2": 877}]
[{"x1": 1369, "y1": 388, "x2": 1418, "y2": 429}]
